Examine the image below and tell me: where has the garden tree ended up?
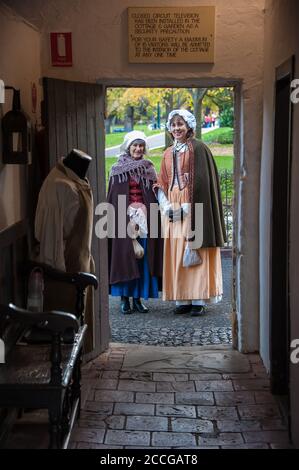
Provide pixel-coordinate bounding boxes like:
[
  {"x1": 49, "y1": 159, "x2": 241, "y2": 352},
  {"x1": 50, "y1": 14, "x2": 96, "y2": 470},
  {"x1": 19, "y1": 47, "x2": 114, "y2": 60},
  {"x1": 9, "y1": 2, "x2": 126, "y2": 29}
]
[
  {"x1": 107, "y1": 87, "x2": 167, "y2": 124},
  {"x1": 106, "y1": 88, "x2": 127, "y2": 119},
  {"x1": 106, "y1": 87, "x2": 234, "y2": 137},
  {"x1": 107, "y1": 87, "x2": 192, "y2": 127},
  {"x1": 120, "y1": 88, "x2": 151, "y2": 122},
  {"x1": 106, "y1": 88, "x2": 126, "y2": 132},
  {"x1": 124, "y1": 105, "x2": 134, "y2": 131},
  {"x1": 205, "y1": 88, "x2": 234, "y2": 127},
  {"x1": 187, "y1": 88, "x2": 207, "y2": 139},
  {"x1": 174, "y1": 88, "x2": 193, "y2": 110},
  {"x1": 205, "y1": 87, "x2": 234, "y2": 112}
]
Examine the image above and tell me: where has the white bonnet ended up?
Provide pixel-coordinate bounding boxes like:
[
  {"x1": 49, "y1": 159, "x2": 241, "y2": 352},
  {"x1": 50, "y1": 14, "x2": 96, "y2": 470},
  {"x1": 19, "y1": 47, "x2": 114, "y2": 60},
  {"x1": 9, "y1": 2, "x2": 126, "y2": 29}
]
[
  {"x1": 166, "y1": 109, "x2": 197, "y2": 131},
  {"x1": 120, "y1": 130, "x2": 149, "y2": 154}
]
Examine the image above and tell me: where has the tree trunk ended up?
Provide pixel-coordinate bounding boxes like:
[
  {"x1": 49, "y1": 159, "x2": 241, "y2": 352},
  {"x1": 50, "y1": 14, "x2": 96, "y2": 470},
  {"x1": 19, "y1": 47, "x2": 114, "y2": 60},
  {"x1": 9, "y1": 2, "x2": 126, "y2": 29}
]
[
  {"x1": 188, "y1": 88, "x2": 207, "y2": 140},
  {"x1": 165, "y1": 90, "x2": 174, "y2": 149},
  {"x1": 124, "y1": 105, "x2": 134, "y2": 132},
  {"x1": 105, "y1": 116, "x2": 112, "y2": 134},
  {"x1": 194, "y1": 99, "x2": 203, "y2": 140}
]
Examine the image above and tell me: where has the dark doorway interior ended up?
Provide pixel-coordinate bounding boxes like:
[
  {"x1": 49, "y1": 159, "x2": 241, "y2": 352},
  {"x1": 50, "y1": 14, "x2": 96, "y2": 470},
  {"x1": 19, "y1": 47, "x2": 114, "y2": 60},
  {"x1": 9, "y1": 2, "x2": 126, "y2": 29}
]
[{"x1": 270, "y1": 58, "x2": 294, "y2": 404}]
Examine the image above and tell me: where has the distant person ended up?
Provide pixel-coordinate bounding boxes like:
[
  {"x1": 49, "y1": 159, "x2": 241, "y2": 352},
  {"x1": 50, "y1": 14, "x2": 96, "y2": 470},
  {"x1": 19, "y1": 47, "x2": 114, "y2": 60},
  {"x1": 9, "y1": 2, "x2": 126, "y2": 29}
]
[
  {"x1": 211, "y1": 112, "x2": 217, "y2": 127},
  {"x1": 107, "y1": 131, "x2": 163, "y2": 314}
]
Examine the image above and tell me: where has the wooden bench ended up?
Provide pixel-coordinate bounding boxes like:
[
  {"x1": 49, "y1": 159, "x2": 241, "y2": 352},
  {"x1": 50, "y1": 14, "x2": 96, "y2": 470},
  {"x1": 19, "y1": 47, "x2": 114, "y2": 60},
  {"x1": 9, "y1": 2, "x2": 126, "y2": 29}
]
[{"x1": 0, "y1": 265, "x2": 98, "y2": 449}]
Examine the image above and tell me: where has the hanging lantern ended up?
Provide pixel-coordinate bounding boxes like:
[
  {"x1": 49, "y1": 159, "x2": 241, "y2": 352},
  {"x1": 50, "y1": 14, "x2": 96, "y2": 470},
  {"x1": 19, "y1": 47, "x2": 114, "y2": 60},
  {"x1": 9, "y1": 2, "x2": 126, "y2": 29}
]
[{"x1": 2, "y1": 87, "x2": 31, "y2": 164}]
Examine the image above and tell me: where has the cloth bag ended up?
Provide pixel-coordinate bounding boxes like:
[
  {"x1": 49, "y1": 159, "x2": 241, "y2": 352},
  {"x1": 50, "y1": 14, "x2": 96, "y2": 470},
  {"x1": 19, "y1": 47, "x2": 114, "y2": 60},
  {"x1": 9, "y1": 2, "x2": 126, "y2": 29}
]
[
  {"x1": 132, "y1": 238, "x2": 144, "y2": 259},
  {"x1": 183, "y1": 242, "x2": 202, "y2": 267},
  {"x1": 128, "y1": 218, "x2": 144, "y2": 259}
]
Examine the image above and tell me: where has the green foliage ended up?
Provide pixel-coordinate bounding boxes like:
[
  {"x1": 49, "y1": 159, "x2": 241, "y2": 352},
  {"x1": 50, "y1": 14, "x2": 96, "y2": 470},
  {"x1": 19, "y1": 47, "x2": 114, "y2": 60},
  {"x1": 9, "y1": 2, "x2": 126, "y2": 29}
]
[
  {"x1": 219, "y1": 107, "x2": 234, "y2": 128},
  {"x1": 106, "y1": 87, "x2": 234, "y2": 127},
  {"x1": 203, "y1": 127, "x2": 234, "y2": 145},
  {"x1": 205, "y1": 88, "x2": 234, "y2": 112}
]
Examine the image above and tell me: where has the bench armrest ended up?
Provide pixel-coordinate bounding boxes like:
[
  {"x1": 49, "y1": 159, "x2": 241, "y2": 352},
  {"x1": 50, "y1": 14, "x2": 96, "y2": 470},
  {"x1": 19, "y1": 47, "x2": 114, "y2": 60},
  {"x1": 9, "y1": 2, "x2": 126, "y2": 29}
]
[
  {"x1": 26, "y1": 261, "x2": 98, "y2": 290},
  {"x1": 0, "y1": 303, "x2": 79, "y2": 335}
]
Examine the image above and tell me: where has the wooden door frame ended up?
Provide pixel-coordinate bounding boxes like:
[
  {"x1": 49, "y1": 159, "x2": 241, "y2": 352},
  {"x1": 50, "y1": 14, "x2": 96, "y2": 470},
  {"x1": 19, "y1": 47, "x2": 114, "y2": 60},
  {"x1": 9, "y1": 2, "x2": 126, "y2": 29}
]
[
  {"x1": 270, "y1": 56, "x2": 294, "y2": 395},
  {"x1": 99, "y1": 77, "x2": 241, "y2": 349}
]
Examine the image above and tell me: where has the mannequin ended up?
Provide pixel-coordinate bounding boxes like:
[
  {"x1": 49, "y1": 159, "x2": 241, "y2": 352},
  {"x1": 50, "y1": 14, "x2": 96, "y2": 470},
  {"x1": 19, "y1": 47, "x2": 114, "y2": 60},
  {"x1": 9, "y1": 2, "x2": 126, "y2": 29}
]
[
  {"x1": 63, "y1": 149, "x2": 92, "y2": 179},
  {"x1": 34, "y1": 148, "x2": 95, "y2": 352}
]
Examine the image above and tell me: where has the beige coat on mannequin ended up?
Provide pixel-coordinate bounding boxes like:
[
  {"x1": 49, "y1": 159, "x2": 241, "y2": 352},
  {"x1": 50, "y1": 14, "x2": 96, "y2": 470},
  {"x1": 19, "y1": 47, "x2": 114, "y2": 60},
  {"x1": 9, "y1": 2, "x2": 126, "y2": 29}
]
[{"x1": 35, "y1": 161, "x2": 95, "y2": 352}]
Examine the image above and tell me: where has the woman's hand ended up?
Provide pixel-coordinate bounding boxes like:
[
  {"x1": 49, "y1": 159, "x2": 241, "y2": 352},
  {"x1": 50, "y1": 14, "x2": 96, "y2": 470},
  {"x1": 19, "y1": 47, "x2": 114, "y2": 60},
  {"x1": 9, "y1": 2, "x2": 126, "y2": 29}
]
[
  {"x1": 168, "y1": 207, "x2": 183, "y2": 222},
  {"x1": 168, "y1": 203, "x2": 189, "y2": 222}
]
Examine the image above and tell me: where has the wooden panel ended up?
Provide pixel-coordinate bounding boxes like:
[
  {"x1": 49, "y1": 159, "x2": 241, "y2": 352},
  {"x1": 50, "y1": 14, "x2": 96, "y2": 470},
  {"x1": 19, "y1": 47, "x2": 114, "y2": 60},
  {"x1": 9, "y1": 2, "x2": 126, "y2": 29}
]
[
  {"x1": 42, "y1": 78, "x2": 109, "y2": 358},
  {"x1": 54, "y1": 79, "x2": 68, "y2": 158},
  {"x1": 84, "y1": 84, "x2": 99, "y2": 352},
  {"x1": 85, "y1": 84, "x2": 98, "y2": 194},
  {"x1": 66, "y1": 81, "x2": 78, "y2": 151},
  {"x1": 94, "y1": 85, "x2": 110, "y2": 354},
  {"x1": 75, "y1": 82, "x2": 88, "y2": 153},
  {"x1": 43, "y1": 78, "x2": 57, "y2": 170}
]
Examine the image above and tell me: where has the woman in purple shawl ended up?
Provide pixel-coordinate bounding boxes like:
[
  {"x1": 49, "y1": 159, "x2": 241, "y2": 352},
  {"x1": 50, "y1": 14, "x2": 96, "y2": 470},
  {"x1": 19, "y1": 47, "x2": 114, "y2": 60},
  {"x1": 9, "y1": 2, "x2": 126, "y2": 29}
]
[{"x1": 107, "y1": 131, "x2": 163, "y2": 314}]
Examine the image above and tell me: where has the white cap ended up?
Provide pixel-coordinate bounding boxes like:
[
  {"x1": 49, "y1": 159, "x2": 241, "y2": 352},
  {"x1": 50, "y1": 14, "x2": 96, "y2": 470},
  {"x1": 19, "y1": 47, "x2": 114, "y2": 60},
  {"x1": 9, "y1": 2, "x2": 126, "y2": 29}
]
[
  {"x1": 120, "y1": 130, "x2": 149, "y2": 154},
  {"x1": 166, "y1": 109, "x2": 197, "y2": 131}
]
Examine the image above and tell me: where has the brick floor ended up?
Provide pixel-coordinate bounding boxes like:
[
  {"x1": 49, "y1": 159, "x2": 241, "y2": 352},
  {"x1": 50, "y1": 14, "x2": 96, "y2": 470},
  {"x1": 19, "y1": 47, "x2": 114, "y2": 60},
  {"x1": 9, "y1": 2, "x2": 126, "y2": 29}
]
[{"x1": 69, "y1": 344, "x2": 292, "y2": 449}]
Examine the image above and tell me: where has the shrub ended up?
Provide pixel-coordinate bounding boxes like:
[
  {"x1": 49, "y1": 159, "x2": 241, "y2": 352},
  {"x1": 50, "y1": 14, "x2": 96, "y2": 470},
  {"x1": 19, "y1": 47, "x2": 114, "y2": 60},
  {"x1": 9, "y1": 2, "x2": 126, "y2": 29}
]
[
  {"x1": 203, "y1": 127, "x2": 234, "y2": 145},
  {"x1": 219, "y1": 107, "x2": 234, "y2": 128}
]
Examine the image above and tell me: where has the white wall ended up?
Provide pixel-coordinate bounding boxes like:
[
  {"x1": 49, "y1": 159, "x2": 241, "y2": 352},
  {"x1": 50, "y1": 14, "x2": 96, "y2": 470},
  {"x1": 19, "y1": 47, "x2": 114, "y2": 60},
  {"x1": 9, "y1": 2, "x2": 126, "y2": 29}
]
[
  {"x1": 260, "y1": 0, "x2": 299, "y2": 447},
  {"x1": 0, "y1": 4, "x2": 41, "y2": 231},
  {"x1": 3, "y1": 0, "x2": 266, "y2": 352}
]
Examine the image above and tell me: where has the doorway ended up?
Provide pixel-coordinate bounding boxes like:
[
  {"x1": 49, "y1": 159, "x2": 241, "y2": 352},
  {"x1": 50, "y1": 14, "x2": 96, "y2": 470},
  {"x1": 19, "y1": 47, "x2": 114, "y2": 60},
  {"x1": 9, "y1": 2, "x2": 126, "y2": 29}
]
[
  {"x1": 42, "y1": 77, "x2": 242, "y2": 358},
  {"x1": 105, "y1": 85, "x2": 236, "y2": 347},
  {"x1": 270, "y1": 57, "x2": 294, "y2": 404}
]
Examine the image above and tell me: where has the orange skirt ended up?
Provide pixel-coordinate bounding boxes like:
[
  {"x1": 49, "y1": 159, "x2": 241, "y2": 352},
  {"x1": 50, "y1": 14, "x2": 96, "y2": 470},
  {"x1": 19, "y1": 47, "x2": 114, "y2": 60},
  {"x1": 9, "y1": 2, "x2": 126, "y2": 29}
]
[{"x1": 162, "y1": 186, "x2": 223, "y2": 301}]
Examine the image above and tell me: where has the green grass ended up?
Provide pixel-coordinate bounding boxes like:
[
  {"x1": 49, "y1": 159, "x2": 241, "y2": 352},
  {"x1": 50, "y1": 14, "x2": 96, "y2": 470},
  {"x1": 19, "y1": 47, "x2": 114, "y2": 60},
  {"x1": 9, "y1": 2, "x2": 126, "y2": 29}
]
[
  {"x1": 202, "y1": 127, "x2": 234, "y2": 144},
  {"x1": 106, "y1": 125, "x2": 234, "y2": 148},
  {"x1": 105, "y1": 124, "x2": 162, "y2": 148},
  {"x1": 214, "y1": 156, "x2": 234, "y2": 171}
]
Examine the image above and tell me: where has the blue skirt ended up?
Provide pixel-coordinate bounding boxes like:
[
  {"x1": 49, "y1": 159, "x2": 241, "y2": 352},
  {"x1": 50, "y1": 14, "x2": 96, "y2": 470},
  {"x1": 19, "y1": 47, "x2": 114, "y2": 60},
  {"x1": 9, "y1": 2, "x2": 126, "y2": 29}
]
[{"x1": 110, "y1": 238, "x2": 159, "y2": 300}]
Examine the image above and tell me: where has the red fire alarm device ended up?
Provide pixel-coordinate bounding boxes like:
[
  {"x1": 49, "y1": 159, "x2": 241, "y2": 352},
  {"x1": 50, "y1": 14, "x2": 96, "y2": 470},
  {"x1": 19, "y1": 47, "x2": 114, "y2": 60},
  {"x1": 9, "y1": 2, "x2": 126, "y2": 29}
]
[{"x1": 50, "y1": 32, "x2": 73, "y2": 66}]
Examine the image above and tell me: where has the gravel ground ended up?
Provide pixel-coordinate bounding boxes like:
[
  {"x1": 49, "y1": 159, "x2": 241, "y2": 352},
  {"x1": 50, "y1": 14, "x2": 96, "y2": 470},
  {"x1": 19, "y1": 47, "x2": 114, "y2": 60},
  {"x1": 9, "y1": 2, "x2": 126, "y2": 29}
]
[{"x1": 109, "y1": 253, "x2": 232, "y2": 346}]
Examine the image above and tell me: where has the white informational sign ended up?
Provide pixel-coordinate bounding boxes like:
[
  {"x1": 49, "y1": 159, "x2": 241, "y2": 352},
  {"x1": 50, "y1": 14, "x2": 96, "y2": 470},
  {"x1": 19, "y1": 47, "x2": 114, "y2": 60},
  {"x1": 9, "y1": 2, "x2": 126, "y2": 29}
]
[{"x1": 128, "y1": 6, "x2": 215, "y2": 63}]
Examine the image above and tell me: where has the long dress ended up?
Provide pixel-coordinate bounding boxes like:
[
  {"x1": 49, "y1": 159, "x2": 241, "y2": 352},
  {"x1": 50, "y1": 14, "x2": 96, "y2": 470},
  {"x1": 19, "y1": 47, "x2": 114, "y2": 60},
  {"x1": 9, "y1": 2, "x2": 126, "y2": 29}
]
[
  {"x1": 158, "y1": 145, "x2": 223, "y2": 304},
  {"x1": 109, "y1": 177, "x2": 159, "y2": 300}
]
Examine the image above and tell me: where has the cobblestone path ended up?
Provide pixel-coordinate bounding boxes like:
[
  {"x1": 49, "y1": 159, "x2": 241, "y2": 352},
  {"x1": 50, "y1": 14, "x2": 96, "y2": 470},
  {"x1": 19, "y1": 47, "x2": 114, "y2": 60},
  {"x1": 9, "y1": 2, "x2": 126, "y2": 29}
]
[{"x1": 110, "y1": 255, "x2": 232, "y2": 346}]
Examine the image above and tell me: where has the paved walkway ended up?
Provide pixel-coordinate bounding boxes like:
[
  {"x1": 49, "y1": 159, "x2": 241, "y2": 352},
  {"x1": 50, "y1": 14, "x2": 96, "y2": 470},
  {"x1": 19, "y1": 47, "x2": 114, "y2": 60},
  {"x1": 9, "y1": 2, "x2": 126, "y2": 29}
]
[
  {"x1": 110, "y1": 253, "x2": 232, "y2": 346},
  {"x1": 69, "y1": 344, "x2": 291, "y2": 449}
]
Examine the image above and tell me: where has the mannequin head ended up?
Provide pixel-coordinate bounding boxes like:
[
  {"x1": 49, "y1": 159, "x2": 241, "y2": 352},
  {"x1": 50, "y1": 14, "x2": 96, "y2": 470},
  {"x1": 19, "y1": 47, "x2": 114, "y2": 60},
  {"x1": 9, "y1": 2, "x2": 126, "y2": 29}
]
[{"x1": 63, "y1": 149, "x2": 92, "y2": 179}]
